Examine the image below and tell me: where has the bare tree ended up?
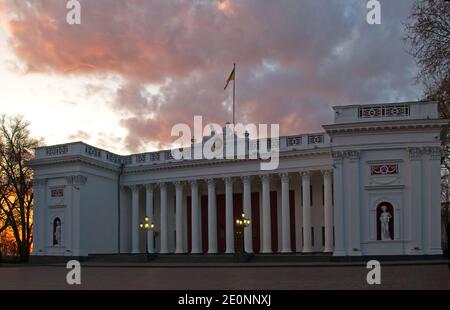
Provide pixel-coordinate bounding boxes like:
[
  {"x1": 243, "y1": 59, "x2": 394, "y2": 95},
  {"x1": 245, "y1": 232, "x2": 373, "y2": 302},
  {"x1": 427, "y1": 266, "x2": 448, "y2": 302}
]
[
  {"x1": 404, "y1": 0, "x2": 450, "y2": 254},
  {"x1": 0, "y1": 115, "x2": 42, "y2": 261},
  {"x1": 404, "y1": 0, "x2": 450, "y2": 117}
]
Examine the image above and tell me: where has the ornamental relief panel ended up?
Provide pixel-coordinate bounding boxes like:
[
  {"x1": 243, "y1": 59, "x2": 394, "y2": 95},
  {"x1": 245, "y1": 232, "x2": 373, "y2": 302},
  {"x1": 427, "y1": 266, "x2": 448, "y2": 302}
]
[
  {"x1": 367, "y1": 162, "x2": 401, "y2": 186},
  {"x1": 371, "y1": 164, "x2": 398, "y2": 176},
  {"x1": 49, "y1": 186, "x2": 66, "y2": 206}
]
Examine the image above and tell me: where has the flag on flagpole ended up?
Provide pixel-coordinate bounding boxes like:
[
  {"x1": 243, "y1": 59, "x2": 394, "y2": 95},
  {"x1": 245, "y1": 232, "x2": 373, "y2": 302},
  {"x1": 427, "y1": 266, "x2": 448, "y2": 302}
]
[{"x1": 224, "y1": 67, "x2": 235, "y2": 90}]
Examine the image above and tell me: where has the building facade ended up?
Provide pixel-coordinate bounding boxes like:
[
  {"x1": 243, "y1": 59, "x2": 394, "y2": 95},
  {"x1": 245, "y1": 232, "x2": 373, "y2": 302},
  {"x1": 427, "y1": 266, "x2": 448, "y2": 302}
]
[{"x1": 29, "y1": 101, "x2": 446, "y2": 257}]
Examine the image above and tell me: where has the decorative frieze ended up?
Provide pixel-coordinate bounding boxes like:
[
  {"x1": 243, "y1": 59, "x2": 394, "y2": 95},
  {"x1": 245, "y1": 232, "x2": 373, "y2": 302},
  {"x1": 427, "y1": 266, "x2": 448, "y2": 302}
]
[
  {"x1": 423, "y1": 146, "x2": 442, "y2": 160},
  {"x1": 332, "y1": 150, "x2": 360, "y2": 161},
  {"x1": 65, "y1": 175, "x2": 88, "y2": 186},
  {"x1": 46, "y1": 145, "x2": 68, "y2": 156},
  {"x1": 408, "y1": 147, "x2": 442, "y2": 161},
  {"x1": 370, "y1": 164, "x2": 398, "y2": 175},
  {"x1": 359, "y1": 104, "x2": 410, "y2": 119}
]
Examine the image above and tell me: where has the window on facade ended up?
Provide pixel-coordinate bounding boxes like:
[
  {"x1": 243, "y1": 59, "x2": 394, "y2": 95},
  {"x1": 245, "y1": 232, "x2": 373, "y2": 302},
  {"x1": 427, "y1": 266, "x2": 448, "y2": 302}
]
[
  {"x1": 333, "y1": 226, "x2": 335, "y2": 246},
  {"x1": 322, "y1": 226, "x2": 325, "y2": 246},
  {"x1": 321, "y1": 184, "x2": 324, "y2": 205},
  {"x1": 300, "y1": 187, "x2": 303, "y2": 206},
  {"x1": 332, "y1": 183, "x2": 334, "y2": 202},
  {"x1": 301, "y1": 228, "x2": 304, "y2": 247}
]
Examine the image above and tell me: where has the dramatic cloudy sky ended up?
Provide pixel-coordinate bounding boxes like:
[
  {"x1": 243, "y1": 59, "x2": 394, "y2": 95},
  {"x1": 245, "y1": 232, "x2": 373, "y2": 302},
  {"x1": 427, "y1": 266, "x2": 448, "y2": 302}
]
[{"x1": 0, "y1": 0, "x2": 421, "y2": 154}]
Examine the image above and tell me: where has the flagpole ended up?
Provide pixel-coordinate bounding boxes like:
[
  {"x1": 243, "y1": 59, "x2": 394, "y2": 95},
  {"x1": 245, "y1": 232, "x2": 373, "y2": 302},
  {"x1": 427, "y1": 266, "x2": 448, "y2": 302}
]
[{"x1": 233, "y1": 63, "x2": 236, "y2": 125}]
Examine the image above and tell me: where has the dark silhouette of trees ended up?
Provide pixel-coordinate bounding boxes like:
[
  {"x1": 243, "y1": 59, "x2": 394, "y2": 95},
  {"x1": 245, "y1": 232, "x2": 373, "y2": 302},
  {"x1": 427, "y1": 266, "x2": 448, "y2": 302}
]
[{"x1": 0, "y1": 115, "x2": 42, "y2": 261}]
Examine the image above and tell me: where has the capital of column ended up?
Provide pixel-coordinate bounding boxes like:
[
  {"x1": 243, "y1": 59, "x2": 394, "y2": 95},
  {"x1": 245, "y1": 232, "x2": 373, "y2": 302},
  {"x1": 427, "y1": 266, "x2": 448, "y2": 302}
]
[
  {"x1": 279, "y1": 172, "x2": 289, "y2": 182},
  {"x1": 145, "y1": 183, "x2": 155, "y2": 191},
  {"x1": 332, "y1": 150, "x2": 360, "y2": 162},
  {"x1": 260, "y1": 174, "x2": 270, "y2": 183},
  {"x1": 159, "y1": 182, "x2": 167, "y2": 190},
  {"x1": 174, "y1": 180, "x2": 184, "y2": 189},
  {"x1": 224, "y1": 177, "x2": 233, "y2": 185},
  {"x1": 206, "y1": 178, "x2": 216, "y2": 186},
  {"x1": 300, "y1": 171, "x2": 310, "y2": 178},
  {"x1": 32, "y1": 178, "x2": 47, "y2": 188},
  {"x1": 66, "y1": 175, "x2": 88, "y2": 186},
  {"x1": 130, "y1": 184, "x2": 141, "y2": 193},
  {"x1": 240, "y1": 175, "x2": 251, "y2": 184},
  {"x1": 189, "y1": 179, "x2": 198, "y2": 187},
  {"x1": 321, "y1": 169, "x2": 333, "y2": 176}
]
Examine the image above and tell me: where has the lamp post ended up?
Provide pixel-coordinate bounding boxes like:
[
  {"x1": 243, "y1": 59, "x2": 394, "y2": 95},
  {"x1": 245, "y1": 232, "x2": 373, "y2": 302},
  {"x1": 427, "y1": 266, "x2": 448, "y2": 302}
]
[
  {"x1": 235, "y1": 213, "x2": 251, "y2": 256},
  {"x1": 139, "y1": 217, "x2": 156, "y2": 258}
]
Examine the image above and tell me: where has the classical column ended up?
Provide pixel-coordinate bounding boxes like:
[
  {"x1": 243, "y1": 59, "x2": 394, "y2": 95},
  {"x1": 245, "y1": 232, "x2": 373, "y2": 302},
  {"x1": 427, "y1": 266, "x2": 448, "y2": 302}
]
[
  {"x1": 280, "y1": 173, "x2": 291, "y2": 253},
  {"x1": 322, "y1": 170, "x2": 333, "y2": 253},
  {"x1": 207, "y1": 178, "x2": 218, "y2": 253},
  {"x1": 224, "y1": 177, "x2": 234, "y2": 253},
  {"x1": 331, "y1": 152, "x2": 345, "y2": 256},
  {"x1": 346, "y1": 151, "x2": 361, "y2": 255},
  {"x1": 242, "y1": 175, "x2": 253, "y2": 253},
  {"x1": 261, "y1": 174, "x2": 272, "y2": 253},
  {"x1": 190, "y1": 180, "x2": 201, "y2": 253},
  {"x1": 32, "y1": 179, "x2": 47, "y2": 255},
  {"x1": 159, "y1": 182, "x2": 168, "y2": 254},
  {"x1": 301, "y1": 171, "x2": 312, "y2": 253},
  {"x1": 428, "y1": 147, "x2": 443, "y2": 254},
  {"x1": 174, "y1": 181, "x2": 184, "y2": 254},
  {"x1": 131, "y1": 185, "x2": 140, "y2": 254},
  {"x1": 145, "y1": 184, "x2": 155, "y2": 254}
]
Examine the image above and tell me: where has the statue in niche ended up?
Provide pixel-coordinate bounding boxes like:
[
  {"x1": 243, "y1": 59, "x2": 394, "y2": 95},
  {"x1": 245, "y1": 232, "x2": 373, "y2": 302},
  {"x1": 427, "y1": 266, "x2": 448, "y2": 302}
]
[
  {"x1": 379, "y1": 205, "x2": 392, "y2": 240},
  {"x1": 53, "y1": 217, "x2": 62, "y2": 246}
]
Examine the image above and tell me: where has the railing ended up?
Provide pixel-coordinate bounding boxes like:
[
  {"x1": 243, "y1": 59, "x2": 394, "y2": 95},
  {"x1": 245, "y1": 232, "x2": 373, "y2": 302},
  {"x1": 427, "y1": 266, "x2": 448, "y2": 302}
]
[
  {"x1": 34, "y1": 133, "x2": 330, "y2": 167},
  {"x1": 358, "y1": 104, "x2": 410, "y2": 119}
]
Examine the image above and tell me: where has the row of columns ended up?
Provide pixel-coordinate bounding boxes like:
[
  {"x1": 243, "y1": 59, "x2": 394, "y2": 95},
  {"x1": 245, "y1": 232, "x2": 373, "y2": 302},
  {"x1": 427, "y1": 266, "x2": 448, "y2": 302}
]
[{"x1": 129, "y1": 170, "x2": 333, "y2": 254}]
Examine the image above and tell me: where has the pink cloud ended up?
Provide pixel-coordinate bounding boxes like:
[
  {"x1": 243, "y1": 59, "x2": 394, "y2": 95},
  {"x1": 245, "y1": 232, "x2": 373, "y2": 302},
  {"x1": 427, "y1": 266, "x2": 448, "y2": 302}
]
[{"x1": 1, "y1": 0, "x2": 421, "y2": 152}]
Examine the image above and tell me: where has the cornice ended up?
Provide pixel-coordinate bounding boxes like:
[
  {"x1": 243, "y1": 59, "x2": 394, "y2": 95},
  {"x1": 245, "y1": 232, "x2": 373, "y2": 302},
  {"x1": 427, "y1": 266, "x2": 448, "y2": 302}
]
[
  {"x1": 123, "y1": 148, "x2": 331, "y2": 174},
  {"x1": 27, "y1": 155, "x2": 121, "y2": 173},
  {"x1": 323, "y1": 119, "x2": 448, "y2": 135}
]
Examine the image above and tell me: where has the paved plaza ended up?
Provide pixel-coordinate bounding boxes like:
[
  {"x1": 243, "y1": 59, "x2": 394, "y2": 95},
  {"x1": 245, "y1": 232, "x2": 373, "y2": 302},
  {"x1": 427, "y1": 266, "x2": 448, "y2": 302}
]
[{"x1": 1, "y1": 263, "x2": 449, "y2": 290}]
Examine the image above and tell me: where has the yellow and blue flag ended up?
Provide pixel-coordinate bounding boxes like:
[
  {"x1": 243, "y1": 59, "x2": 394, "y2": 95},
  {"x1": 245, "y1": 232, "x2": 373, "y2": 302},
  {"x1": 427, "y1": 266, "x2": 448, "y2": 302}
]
[{"x1": 224, "y1": 67, "x2": 235, "y2": 90}]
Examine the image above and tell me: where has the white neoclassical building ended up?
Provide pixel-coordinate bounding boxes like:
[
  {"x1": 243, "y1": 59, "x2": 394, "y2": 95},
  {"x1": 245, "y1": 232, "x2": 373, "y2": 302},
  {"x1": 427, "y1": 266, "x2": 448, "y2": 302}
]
[{"x1": 29, "y1": 101, "x2": 446, "y2": 257}]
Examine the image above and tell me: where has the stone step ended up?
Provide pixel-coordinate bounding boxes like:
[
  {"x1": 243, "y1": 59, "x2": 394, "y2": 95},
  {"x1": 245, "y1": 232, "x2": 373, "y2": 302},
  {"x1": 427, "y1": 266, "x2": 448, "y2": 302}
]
[{"x1": 85, "y1": 253, "x2": 334, "y2": 264}]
